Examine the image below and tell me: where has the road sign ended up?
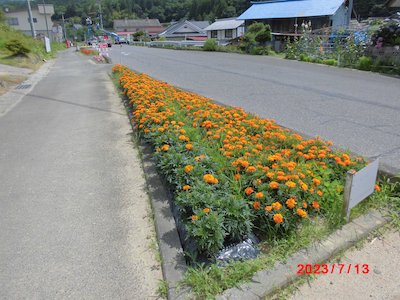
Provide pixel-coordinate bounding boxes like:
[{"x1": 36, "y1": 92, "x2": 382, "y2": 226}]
[{"x1": 343, "y1": 158, "x2": 379, "y2": 221}]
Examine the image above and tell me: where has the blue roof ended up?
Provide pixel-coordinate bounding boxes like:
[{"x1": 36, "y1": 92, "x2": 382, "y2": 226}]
[{"x1": 238, "y1": 0, "x2": 345, "y2": 20}]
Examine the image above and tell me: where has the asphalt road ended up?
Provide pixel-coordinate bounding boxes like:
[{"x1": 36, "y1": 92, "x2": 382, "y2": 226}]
[
  {"x1": 109, "y1": 45, "x2": 400, "y2": 174},
  {"x1": 0, "y1": 50, "x2": 161, "y2": 299}
]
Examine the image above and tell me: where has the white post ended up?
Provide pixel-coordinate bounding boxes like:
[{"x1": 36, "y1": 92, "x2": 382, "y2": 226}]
[{"x1": 343, "y1": 169, "x2": 356, "y2": 222}]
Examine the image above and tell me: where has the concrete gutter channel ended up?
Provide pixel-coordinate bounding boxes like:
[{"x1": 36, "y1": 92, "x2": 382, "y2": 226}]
[{"x1": 112, "y1": 70, "x2": 395, "y2": 300}]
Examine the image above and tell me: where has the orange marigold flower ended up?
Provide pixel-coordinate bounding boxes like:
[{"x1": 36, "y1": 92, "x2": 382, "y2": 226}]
[
  {"x1": 317, "y1": 190, "x2": 323, "y2": 196},
  {"x1": 234, "y1": 174, "x2": 241, "y2": 181},
  {"x1": 240, "y1": 160, "x2": 250, "y2": 168},
  {"x1": 185, "y1": 143, "x2": 193, "y2": 150},
  {"x1": 191, "y1": 215, "x2": 199, "y2": 221},
  {"x1": 203, "y1": 207, "x2": 210, "y2": 213},
  {"x1": 296, "y1": 208, "x2": 308, "y2": 218},
  {"x1": 374, "y1": 184, "x2": 381, "y2": 192},
  {"x1": 312, "y1": 178, "x2": 321, "y2": 185},
  {"x1": 179, "y1": 135, "x2": 189, "y2": 141},
  {"x1": 300, "y1": 183, "x2": 308, "y2": 191},
  {"x1": 286, "y1": 198, "x2": 297, "y2": 209},
  {"x1": 203, "y1": 174, "x2": 218, "y2": 184},
  {"x1": 273, "y1": 213, "x2": 284, "y2": 224},
  {"x1": 272, "y1": 201, "x2": 282, "y2": 211},
  {"x1": 285, "y1": 181, "x2": 297, "y2": 188},
  {"x1": 269, "y1": 181, "x2": 279, "y2": 189},
  {"x1": 255, "y1": 192, "x2": 264, "y2": 199},
  {"x1": 312, "y1": 201, "x2": 320, "y2": 209},
  {"x1": 253, "y1": 201, "x2": 261, "y2": 210},
  {"x1": 184, "y1": 165, "x2": 194, "y2": 173},
  {"x1": 265, "y1": 205, "x2": 273, "y2": 212},
  {"x1": 246, "y1": 166, "x2": 257, "y2": 173},
  {"x1": 302, "y1": 201, "x2": 308, "y2": 208},
  {"x1": 245, "y1": 187, "x2": 254, "y2": 195},
  {"x1": 182, "y1": 185, "x2": 190, "y2": 191},
  {"x1": 161, "y1": 144, "x2": 170, "y2": 152}
]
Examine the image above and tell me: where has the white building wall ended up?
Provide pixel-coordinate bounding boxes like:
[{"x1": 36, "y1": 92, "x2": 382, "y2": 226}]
[{"x1": 6, "y1": 8, "x2": 53, "y2": 36}]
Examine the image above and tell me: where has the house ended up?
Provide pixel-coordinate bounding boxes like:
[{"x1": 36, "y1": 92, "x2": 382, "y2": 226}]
[
  {"x1": 4, "y1": 4, "x2": 56, "y2": 40},
  {"x1": 158, "y1": 20, "x2": 210, "y2": 40},
  {"x1": 386, "y1": 0, "x2": 400, "y2": 7},
  {"x1": 238, "y1": 0, "x2": 353, "y2": 34},
  {"x1": 113, "y1": 18, "x2": 164, "y2": 40},
  {"x1": 204, "y1": 18, "x2": 245, "y2": 43}
]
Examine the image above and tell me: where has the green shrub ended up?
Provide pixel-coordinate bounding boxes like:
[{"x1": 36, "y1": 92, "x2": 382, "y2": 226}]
[
  {"x1": 358, "y1": 56, "x2": 373, "y2": 70},
  {"x1": 5, "y1": 39, "x2": 30, "y2": 55},
  {"x1": 203, "y1": 39, "x2": 218, "y2": 51},
  {"x1": 250, "y1": 46, "x2": 270, "y2": 55},
  {"x1": 322, "y1": 58, "x2": 337, "y2": 66}
]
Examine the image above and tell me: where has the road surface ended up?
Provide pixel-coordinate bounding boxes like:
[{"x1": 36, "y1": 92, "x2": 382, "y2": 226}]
[
  {"x1": 109, "y1": 45, "x2": 400, "y2": 174},
  {"x1": 0, "y1": 50, "x2": 162, "y2": 299}
]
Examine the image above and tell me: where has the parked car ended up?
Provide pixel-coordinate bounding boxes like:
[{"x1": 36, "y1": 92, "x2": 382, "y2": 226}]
[{"x1": 115, "y1": 38, "x2": 130, "y2": 45}]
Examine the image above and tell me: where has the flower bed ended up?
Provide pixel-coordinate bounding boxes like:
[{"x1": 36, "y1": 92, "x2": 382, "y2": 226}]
[
  {"x1": 79, "y1": 47, "x2": 98, "y2": 56},
  {"x1": 112, "y1": 64, "x2": 368, "y2": 258}
]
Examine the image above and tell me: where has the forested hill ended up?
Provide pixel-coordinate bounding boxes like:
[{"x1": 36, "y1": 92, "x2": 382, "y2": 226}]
[{"x1": 0, "y1": 0, "x2": 395, "y2": 29}]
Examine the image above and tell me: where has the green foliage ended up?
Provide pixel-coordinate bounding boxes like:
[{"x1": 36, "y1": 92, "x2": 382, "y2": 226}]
[
  {"x1": 5, "y1": 39, "x2": 31, "y2": 56},
  {"x1": 240, "y1": 23, "x2": 272, "y2": 55},
  {"x1": 358, "y1": 56, "x2": 373, "y2": 70},
  {"x1": 203, "y1": 38, "x2": 218, "y2": 51}
]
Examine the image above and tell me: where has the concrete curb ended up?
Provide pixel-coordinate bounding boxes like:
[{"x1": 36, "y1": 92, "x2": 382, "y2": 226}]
[
  {"x1": 117, "y1": 90, "x2": 189, "y2": 300},
  {"x1": 217, "y1": 210, "x2": 390, "y2": 300}
]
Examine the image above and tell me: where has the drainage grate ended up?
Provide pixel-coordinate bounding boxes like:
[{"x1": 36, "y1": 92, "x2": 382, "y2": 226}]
[{"x1": 15, "y1": 84, "x2": 31, "y2": 90}]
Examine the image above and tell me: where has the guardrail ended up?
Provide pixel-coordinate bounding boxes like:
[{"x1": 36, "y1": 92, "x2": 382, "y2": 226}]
[{"x1": 146, "y1": 40, "x2": 205, "y2": 48}]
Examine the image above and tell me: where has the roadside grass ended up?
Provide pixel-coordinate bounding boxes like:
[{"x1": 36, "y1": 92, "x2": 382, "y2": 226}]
[
  {"x1": 0, "y1": 23, "x2": 66, "y2": 69},
  {"x1": 157, "y1": 280, "x2": 168, "y2": 299},
  {"x1": 110, "y1": 66, "x2": 399, "y2": 299}
]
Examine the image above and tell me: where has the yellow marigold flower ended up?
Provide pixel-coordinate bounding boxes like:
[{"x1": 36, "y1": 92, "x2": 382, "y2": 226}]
[
  {"x1": 286, "y1": 198, "x2": 297, "y2": 209},
  {"x1": 184, "y1": 165, "x2": 193, "y2": 173},
  {"x1": 182, "y1": 185, "x2": 190, "y2": 191},
  {"x1": 185, "y1": 143, "x2": 193, "y2": 150},
  {"x1": 272, "y1": 202, "x2": 282, "y2": 211},
  {"x1": 273, "y1": 213, "x2": 284, "y2": 224},
  {"x1": 161, "y1": 144, "x2": 170, "y2": 152},
  {"x1": 296, "y1": 208, "x2": 308, "y2": 218},
  {"x1": 269, "y1": 181, "x2": 279, "y2": 189},
  {"x1": 285, "y1": 181, "x2": 296, "y2": 188},
  {"x1": 191, "y1": 215, "x2": 199, "y2": 221}
]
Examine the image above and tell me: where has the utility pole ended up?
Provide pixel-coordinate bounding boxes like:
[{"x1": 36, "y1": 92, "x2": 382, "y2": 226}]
[
  {"x1": 41, "y1": 0, "x2": 50, "y2": 41},
  {"x1": 61, "y1": 13, "x2": 67, "y2": 41},
  {"x1": 26, "y1": 0, "x2": 36, "y2": 38},
  {"x1": 99, "y1": 2, "x2": 103, "y2": 30}
]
